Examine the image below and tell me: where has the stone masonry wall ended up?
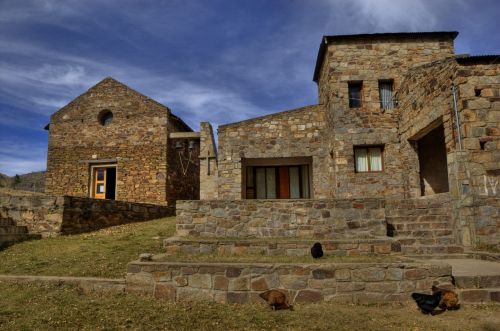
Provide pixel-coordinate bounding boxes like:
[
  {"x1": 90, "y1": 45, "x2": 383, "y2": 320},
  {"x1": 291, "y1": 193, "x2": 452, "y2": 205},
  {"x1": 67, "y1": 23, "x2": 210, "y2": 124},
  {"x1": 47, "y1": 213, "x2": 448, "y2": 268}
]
[
  {"x1": 0, "y1": 191, "x2": 173, "y2": 237},
  {"x1": 320, "y1": 35, "x2": 456, "y2": 199},
  {"x1": 0, "y1": 191, "x2": 65, "y2": 237},
  {"x1": 217, "y1": 104, "x2": 328, "y2": 200},
  {"x1": 126, "y1": 261, "x2": 452, "y2": 304},
  {"x1": 45, "y1": 77, "x2": 197, "y2": 205},
  {"x1": 176, "y1": 199, "x2": 386, "y2": 238}
]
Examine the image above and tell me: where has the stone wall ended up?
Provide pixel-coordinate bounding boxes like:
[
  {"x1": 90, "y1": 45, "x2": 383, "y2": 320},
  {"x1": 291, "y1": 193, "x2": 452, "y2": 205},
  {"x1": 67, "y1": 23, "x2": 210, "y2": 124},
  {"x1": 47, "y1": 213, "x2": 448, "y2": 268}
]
[
  {"x1": 176, "y1": 199, "x2": 386, "y2": 238},
  {"x1": 217, "y1": 105, "x2": 328, "y2": 200},
  {"x1": 199, "y1": 122, "x2": 218, "y2": 200},
  {"x1": 0, "y1": 191, "x2": 173, "y2": 237},
  {"x1": 126, "y1": 261, "x2": 452, "y2": 304},
  {"x1": 45, "y1": 77, "x2": 197, "y2": 205},
  {"x1": 320, "y1": 34, "x2": 456, "y2": 199}
]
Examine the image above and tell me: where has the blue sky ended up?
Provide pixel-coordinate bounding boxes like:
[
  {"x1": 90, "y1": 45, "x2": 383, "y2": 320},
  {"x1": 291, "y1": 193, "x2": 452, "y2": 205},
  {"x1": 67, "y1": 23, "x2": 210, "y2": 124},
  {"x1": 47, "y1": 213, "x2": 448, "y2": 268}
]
[{"x1": 0, "y1": 0, "x2": 499, "y2": 176}]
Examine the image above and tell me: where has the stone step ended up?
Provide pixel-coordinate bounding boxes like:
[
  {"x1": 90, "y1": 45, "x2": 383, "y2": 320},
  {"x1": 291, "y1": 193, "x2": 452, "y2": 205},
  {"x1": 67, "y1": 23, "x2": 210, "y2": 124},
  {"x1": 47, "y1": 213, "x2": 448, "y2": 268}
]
[
  {"x1": 0, "y1": 225, "x2": 29, "y2": 234},
  {"x1": 394, "y1": 221, "x2": 451, "y2": 231},
  {"x1": 400, "y1": 245, "x2": 464, "y2": 255},
  {"x1": 164, "y1": 237, "x2": 396, "y2": 257},
  {"x1": 0, "y1": 233, "x2": 42, "y2": 250},
  {"x1": 404, "y1": 253, "x2": 471, "y2": 260},
  {"x1": 386, "y1": 215, "x2": 451, "y2": 224},
  {"x1": 389, "y1": 229, "x2": 453, "y2": 238},
  {"x1": 396, "y1": 236, "x2": 457, "y2": 246},
  {"x1": 454, "y1": 275, "x2": 500, "y2": 289},
  {"x1": 458, "y1": 288, "x2": 500, "y2": 303},
  {"x1": 0, "y1": 218, "x2": 16, "y2": 226}
]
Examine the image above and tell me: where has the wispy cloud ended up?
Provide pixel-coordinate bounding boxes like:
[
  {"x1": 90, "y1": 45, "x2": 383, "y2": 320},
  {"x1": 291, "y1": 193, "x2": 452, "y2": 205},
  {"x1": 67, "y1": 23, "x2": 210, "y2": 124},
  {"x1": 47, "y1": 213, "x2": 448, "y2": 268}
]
[{"x1": 0, "y1": 140, "x2": 46, "y2": 176}]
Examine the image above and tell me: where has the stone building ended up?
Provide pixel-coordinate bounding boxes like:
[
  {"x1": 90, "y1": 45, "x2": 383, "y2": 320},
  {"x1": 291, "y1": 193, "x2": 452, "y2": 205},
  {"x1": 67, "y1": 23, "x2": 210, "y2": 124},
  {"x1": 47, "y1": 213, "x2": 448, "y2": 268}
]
[
  {"x1": 45, "y1": 77, "x2": 200, "y2": 205},
  {"x1": 186, "y1": 31, "x2": 499, "y2": 251}
]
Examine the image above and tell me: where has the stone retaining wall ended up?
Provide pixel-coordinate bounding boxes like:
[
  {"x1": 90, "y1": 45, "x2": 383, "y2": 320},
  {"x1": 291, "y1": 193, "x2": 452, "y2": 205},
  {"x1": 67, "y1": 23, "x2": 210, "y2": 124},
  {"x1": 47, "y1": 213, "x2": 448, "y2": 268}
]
[
  {"x1": 126, "y1": 261, "x2": 452, "y2": 304},
  {"x1": 0, "y1": 191, "x2": 174, "y2": 237},
  {"x1": 176, "y1": 199, "x2": 386, "y2": 238}
]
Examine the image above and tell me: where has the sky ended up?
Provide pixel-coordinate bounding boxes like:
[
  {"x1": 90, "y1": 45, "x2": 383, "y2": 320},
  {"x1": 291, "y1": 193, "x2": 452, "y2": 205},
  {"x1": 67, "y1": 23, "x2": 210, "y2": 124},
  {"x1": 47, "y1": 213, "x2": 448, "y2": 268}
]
[{"x1": 0, "y1": 0, "x2": 499, "y2": 176}]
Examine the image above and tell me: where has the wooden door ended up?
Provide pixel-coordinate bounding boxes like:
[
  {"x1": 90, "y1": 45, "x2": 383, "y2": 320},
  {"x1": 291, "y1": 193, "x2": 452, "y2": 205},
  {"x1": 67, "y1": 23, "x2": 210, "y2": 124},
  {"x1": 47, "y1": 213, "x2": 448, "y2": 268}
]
[{"x1": 93, "y1": 167, "x2": 106, "y2": 199}]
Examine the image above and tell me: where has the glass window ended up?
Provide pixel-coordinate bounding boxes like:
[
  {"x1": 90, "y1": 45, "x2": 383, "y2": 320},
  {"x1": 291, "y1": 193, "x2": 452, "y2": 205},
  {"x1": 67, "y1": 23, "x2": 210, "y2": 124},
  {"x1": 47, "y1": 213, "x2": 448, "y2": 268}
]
[
  {"x1": 97, "y1": 184, "x2": 105, "y2": 193},
  {"x1": 289, "y1": 167, "x2": 300, "y2": 199},
  {"x1": 256, "y1": 168, "x2": 266, "y2": 199},
  {"x1": 348, "y1": 82, "x2": 362, "y2": 108},
  {"x1": 265, "y1": 168, "x2": 276, "y2": 199},
  {"x1": 301, "y1": 165, "x2": 310, "y2": 198},
  {"x1": 379, "y1": 80, "x2": 394, "y2": 109},
  {"x1": 355, "y1": 146, "x2": 383, "y2": 172},
  {"x1": 97, "y1": 168, "x2": 105, "y2": 180}
]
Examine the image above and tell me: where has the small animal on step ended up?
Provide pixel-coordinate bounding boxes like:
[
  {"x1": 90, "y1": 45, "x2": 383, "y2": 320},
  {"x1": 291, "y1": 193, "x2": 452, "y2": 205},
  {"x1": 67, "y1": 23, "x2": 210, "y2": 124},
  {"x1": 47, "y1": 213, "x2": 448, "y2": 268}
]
[
  {"x1": 259, "y1": 289, "x2": 294, "y2": 311},
  {"x1": 411, "y1": 292, "x2": 442, "y2": 315},
  {"x1": 432, "y1": 285, "x2": 460, "y2": 311},
  {"x1": 310, "y1": 242, "x2": 323, "y2": 259}
]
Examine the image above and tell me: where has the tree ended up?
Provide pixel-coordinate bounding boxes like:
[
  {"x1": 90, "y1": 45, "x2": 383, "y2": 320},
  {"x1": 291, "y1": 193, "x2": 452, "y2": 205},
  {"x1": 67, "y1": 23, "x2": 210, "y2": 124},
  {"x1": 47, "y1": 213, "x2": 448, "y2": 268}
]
[{"x1": 14, "y1": 174, "x2": 21, "y2": 185}]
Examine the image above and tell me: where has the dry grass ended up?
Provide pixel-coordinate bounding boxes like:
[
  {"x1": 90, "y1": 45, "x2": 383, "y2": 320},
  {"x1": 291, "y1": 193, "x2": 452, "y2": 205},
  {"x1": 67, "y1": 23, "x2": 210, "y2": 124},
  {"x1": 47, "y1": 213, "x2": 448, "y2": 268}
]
[
  {"x1": 0, "y1": 217, "x2": 176, "y2": 278},
  {"x1": 1, "y1": 281, "x2": 500, "y2": 331}
]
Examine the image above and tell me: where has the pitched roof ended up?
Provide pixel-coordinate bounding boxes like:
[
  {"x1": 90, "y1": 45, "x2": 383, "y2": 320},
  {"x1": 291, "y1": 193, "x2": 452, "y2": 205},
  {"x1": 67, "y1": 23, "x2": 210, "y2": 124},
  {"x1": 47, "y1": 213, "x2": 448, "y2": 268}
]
[
  {"x1": 44, "y1": 77, "x2": 192, "y2": 131},
  {"x1": 456, "y1": 54, "x2": 500, "y2": 65},
  {"x1": 313, "y1": 31, "x2": 459, "y2": 83}
]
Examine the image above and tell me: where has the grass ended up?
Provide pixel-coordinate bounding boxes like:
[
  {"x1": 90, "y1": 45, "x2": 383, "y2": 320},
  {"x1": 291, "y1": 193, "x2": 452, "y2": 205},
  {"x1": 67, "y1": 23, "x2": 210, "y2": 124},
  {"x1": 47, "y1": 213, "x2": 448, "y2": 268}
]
[
  {"x1": 1, "y1": 282, "x2": 500, "y2": 331},
  {"x1": 0, "y1": 217, "x2": 176, "y2": 278}
]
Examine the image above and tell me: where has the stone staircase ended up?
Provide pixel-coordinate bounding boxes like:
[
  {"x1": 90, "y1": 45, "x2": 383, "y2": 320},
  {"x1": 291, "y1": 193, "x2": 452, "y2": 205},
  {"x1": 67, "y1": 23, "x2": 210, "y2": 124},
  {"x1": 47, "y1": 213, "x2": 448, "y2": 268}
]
[
  {"x1": 427, "y1": 259, "x2": 500, "y2": 304},
  {"x1": 0, "y1": 217, "x2": 41, "y2": 250},
  {"x1": 386, "y1": 193, "x2": 464, "y2": 255}
]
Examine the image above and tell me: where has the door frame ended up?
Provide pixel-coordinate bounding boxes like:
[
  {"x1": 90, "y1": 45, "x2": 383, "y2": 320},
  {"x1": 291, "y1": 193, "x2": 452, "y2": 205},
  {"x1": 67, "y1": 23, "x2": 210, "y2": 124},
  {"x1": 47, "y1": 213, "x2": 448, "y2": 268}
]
[{"x1": 89, "y1": 163, "x2": 118, "y2": 200}]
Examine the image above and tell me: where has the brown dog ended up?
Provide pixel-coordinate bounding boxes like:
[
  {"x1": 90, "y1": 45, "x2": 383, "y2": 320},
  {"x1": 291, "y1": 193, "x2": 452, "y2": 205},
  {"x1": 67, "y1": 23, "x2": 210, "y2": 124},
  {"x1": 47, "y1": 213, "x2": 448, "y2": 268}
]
[{"x1": 259, "y1": 289, "x2": 294, "y2": 311}]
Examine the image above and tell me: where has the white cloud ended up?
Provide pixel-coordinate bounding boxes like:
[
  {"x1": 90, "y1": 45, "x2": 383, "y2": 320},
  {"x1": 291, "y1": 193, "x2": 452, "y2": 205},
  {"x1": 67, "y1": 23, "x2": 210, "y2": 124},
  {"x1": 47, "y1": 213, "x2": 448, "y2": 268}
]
[{"x1": 0, "y1": 141, "x2": 47, "y2": 176}]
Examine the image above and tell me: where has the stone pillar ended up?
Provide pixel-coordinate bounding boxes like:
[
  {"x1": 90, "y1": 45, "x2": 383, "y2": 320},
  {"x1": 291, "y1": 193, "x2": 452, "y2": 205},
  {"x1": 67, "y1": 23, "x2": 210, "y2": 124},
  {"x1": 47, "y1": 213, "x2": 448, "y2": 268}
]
[{"x1": 199, "y1": 122, "x2": 218, "y2": 200}]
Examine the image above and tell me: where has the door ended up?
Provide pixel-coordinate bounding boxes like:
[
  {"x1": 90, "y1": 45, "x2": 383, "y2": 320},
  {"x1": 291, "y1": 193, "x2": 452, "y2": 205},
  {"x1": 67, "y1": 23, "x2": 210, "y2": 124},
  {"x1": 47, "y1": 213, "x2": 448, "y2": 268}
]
[{"x1": 92, "y1": 166, "x2": 116, "y2": 200}]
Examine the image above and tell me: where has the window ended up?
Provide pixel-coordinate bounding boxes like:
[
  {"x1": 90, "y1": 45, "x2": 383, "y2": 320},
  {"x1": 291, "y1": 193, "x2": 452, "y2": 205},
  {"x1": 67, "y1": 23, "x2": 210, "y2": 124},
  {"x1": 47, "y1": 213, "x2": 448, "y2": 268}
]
[
  {"x1": 379, "y1": 80, "x2": 394, "y2": 110},
  {"x1": 98, "y1": 110, "x2": 113, "y2": 126},
  {"x1": 354, "y1": 146, "x2": 383, "y2": 172},
  {"x1": 246, "y1": 165, "x2": 310, "y2": 199},
  {"x1": 348, "y1": 82, "x2": 362, "y2": 108}
]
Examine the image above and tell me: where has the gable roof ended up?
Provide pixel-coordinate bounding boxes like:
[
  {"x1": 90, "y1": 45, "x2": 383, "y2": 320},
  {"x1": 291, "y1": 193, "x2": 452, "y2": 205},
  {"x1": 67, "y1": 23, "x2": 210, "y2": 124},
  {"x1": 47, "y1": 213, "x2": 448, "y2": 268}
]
[
  {"x1": 44, "y1": 77, "x2": 192, "y2": 131},
  {"x1": 312, "y1": 31, "x2": 459, "y2": 83}
]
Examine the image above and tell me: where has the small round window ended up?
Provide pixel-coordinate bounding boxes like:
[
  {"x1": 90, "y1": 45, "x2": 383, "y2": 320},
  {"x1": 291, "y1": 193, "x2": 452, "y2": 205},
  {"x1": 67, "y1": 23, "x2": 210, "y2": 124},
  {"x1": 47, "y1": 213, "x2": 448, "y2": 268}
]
[{"x1": 99, "y1": 110, "x2": 113, "y2": 126}]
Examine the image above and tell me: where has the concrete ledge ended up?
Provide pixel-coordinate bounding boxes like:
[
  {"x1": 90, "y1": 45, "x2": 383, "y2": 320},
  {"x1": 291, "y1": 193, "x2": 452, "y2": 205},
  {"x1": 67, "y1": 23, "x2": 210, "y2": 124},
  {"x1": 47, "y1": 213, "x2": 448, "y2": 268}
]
[
  {"x1": 0, "y1": 274, "x2": 126, "y2": 293},
  {"x1": 164, "y1": 237, "x2": 395, "y2": 256},
  {"x1": 125, "y1": 260, "x2": 453, "y2": 304}
]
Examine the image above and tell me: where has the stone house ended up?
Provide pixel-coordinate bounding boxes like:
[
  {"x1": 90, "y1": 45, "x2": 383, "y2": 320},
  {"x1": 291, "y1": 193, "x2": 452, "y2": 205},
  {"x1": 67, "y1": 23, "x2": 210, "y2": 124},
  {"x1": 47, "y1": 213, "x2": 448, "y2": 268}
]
[
  {"x1": 186, "y1": 31, "x2": 499, "y2": 250},
  {"x1": 45, "y1": 77, "x2": 200, "y2": 205}
]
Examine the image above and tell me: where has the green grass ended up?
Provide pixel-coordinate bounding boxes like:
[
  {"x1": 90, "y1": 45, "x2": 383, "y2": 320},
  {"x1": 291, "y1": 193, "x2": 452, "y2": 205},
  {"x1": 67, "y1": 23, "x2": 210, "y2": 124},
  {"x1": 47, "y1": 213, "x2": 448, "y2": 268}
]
[
  {"x1": 0, "y1": 217, "x2": 176, "y2": 278},
  {"x1": 1, "y1": 282, "x2": 500, "y2": 331}
]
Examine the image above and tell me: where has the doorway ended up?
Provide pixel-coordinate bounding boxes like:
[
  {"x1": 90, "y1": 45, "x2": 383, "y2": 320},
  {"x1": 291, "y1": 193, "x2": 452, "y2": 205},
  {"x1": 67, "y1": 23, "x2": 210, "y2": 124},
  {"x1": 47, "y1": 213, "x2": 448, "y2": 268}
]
[
  {"x1": 416, "y1": 124, "x2": 449, "y2": 196},
  {"x1": 91, "y1": 166, "x2": 116, "y2": 200}
]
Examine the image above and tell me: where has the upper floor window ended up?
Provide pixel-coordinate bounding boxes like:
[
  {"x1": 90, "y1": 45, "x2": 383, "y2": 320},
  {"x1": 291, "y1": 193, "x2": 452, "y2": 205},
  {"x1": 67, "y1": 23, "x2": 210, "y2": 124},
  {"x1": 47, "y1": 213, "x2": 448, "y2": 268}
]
[
  {"x1": 379, "y1": 80, "x2": 394, "y2": 110},
  {"x1": 98, "y1": 110, "x2": 113, "y2": 126},
  {"x1": 348, "y1": 82, "x2": 362, "y2": 108},
  {"x1": 354, "y1": 146, "x2": 384, "y2": 172}
]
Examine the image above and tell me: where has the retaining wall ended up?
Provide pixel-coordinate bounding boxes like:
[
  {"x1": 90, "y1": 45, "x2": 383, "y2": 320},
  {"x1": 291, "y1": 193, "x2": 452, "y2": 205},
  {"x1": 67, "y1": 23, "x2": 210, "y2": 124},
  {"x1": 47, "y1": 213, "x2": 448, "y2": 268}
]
[
  {"x1": 0, "y1": 191, "x2": 174, "y2": 237},
  {"x1": 176, "y1": 199, "x2": 386, "y2": 238},
  {"x1": 126, "y1": 261, "x2": 452, "y2": 304}
]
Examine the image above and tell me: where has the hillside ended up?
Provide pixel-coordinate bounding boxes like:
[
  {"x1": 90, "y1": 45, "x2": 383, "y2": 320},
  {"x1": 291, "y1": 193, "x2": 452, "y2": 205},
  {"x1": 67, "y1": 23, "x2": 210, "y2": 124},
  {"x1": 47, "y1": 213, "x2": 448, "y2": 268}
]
[{"x1": 0, "y1": 171, "x2": 45, "y2": 192}]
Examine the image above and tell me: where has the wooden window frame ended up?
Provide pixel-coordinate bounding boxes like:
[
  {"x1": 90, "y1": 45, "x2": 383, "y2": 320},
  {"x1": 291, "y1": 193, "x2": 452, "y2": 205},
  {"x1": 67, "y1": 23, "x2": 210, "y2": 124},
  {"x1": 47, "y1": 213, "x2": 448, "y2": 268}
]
[
  {"x1": 245, "y1": 165, "x2": 309, "y2": 199},
  {"x1": 353, "y1": 145, "x2": 385, "y2": 173}
]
